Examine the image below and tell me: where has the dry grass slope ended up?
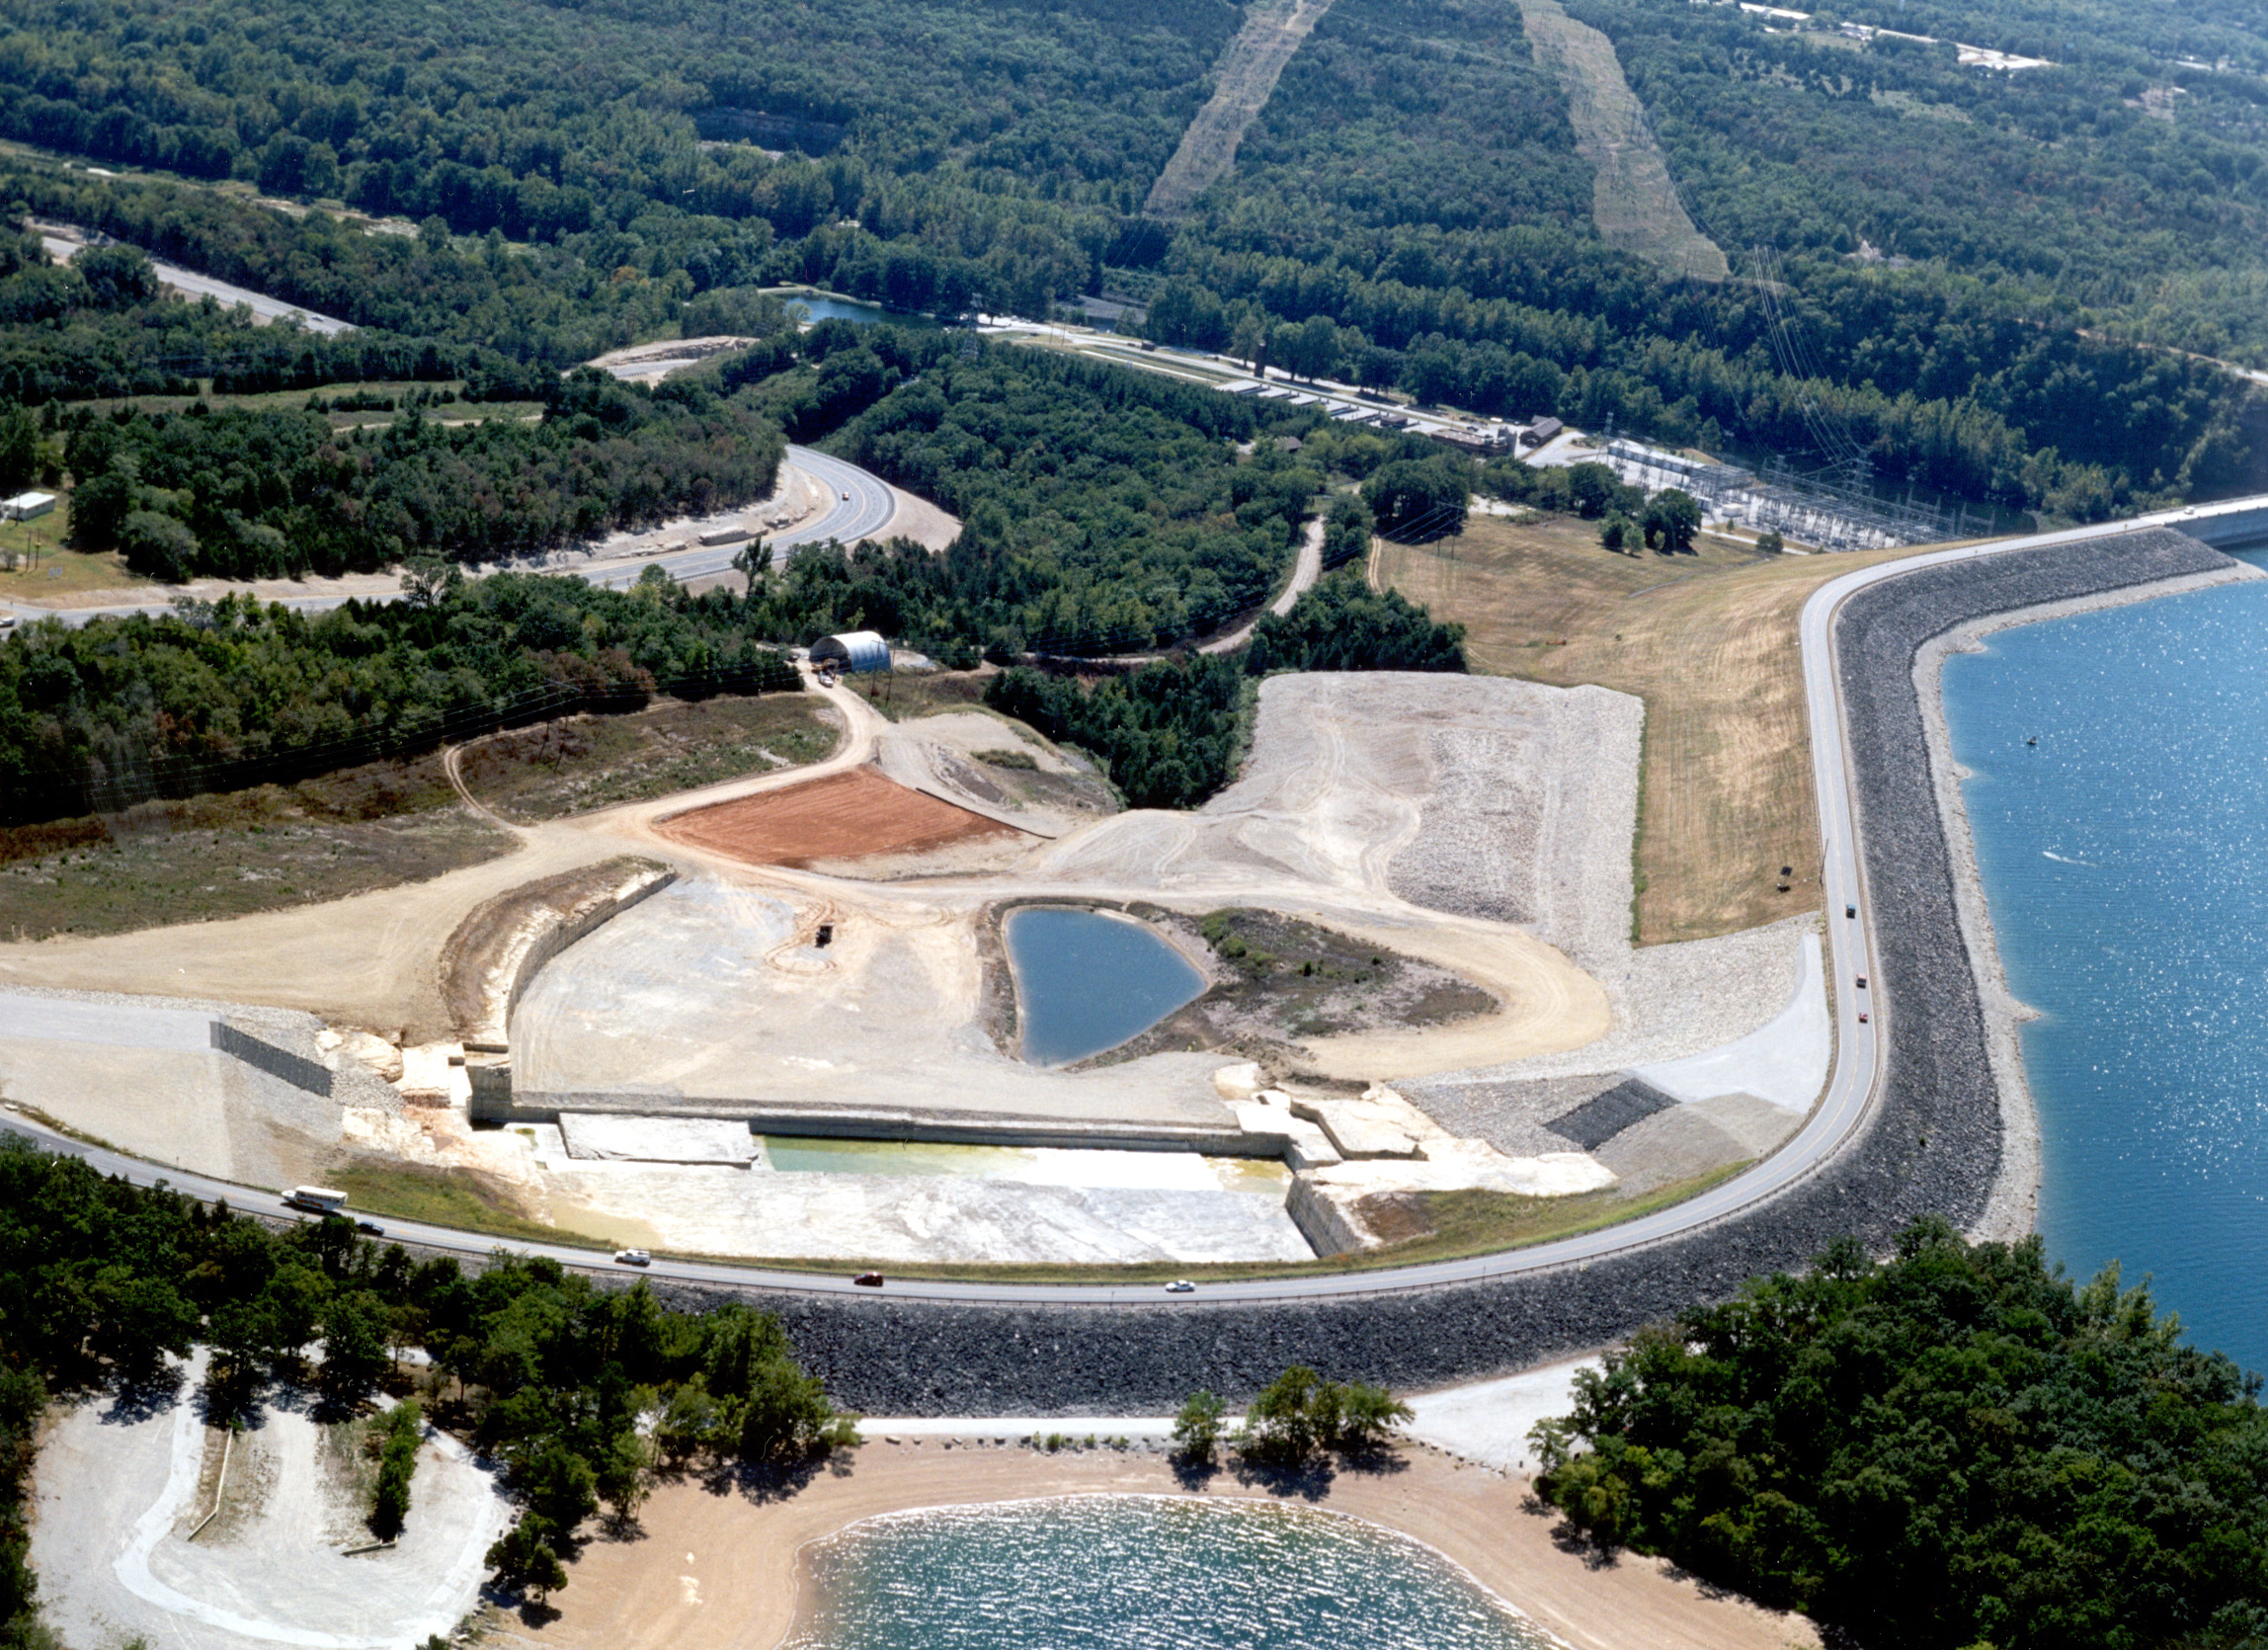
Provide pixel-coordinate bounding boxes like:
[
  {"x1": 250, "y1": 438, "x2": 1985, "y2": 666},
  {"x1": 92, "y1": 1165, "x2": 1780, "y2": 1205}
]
[
  {"x1": 0, "y1": 755, "x2": 512, "y2": 941},
  {"x1": 1145, "y1": 0, "x2": 1336, "y2": 217},
  {"x1": 453, "y1": 695, "x2": 841, "y2": 823},
  {"x1": 1514, "y1": 0, "x2": 1730, "y2": 281},
  {"x1": 1380, "y1": 515, "x2": 1915, "y2": 943}
]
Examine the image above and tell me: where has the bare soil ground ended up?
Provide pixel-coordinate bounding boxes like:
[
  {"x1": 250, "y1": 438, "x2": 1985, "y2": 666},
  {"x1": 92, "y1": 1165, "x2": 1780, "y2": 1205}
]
[
  {"x1": 1087, "y1": 906, "x2": 1498, "y2": 1067},
  {"x1": 1144, "y1": 0, "x2": 1336, "y2": 216},
  {"x1": 453, "y1": 696, "x2": 843, "y2": 823},
  {"x1": 874, "y1": 485, "x2": 962, "y2": 552},
  {"x1": 506, "y1": 1441, "x2": 1816, "y2": 1650},
  {"x1": 1514, "y1": 0, "x2": 1730, "y2": 281},
  {"x1": 1379, "y1": 514, "x2": 1915, "y2": 943},
  {"x1": 0, "y1": 755, "x2": 513, "y2": 941},
  {"x1": 657, "y1": 767, "x2": 1023, "y2": 868}
]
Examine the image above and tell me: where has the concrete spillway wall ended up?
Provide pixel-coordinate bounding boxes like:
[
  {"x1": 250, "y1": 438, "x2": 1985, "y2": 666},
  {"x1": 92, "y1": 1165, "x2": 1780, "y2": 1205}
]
[{"x1": 655, "y1": 530, "x2": 2238, "y2": 1413}]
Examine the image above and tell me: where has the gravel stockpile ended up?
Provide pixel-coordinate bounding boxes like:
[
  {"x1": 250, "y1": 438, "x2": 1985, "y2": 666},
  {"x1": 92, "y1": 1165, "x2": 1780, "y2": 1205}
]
[
  {"x1": 667, "y1": 533, "x2": 2238, "y2": 1413},
  {"x1": 1382, "y1": 728, "x2": 1546, "y2": 924},
  {"x1": 1384, "y1": 685, "x2": 1636, "y2": 966}
]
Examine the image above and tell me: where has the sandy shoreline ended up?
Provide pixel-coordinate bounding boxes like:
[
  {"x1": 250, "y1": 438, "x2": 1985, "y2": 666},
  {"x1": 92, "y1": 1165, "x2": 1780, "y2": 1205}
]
[
  {"x1": 1912, "y1": 557, "x2": 2268, "y2": 1243},
  {"x1": 505, "y1": 1442, "x2": 1818, "y2": 1650}
]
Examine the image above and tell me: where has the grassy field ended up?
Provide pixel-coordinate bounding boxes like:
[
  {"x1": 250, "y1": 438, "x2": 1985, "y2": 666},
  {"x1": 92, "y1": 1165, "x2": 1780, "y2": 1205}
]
[
  {"x1": 82, "y1": 381, "x2": 546, "y2": 434},
  {"x1": 0, "y1": 500, "x2": 153, "y2": 598},
  {"x1": 0, "y1": 754, "x2": 511, "y2": 939},
  {"x1": 1514, "y1": 0, "x2": 1729, "y2": 282},
  {"x1": 454, "y1": 695, "x2": 841, "y2": 822},
  {"x1": 1378, "y1": 513, "x2": 1920, "y2": 944},
  {"x1": 845, "y1": 668, "x2": 995, "y2": 722},
  {"x1": 330, "y1": 1160, "x2": 612, "y2": 1250}
]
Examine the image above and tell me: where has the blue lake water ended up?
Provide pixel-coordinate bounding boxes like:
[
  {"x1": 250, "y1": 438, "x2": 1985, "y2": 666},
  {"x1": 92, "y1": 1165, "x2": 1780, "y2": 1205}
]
[
  {"x1": 782, "y1": 1496, "x2": 1555, "y2": 1650},
  {"x1": 1004, "y1": 907, "x2": 1205, "y2": 1066},
  {"x1": 1942, "y1": 563, "x2": 2268, "y2": 1370},
  {"x1": 772, "y1": 289, "x2": 941, "y2": 329}
]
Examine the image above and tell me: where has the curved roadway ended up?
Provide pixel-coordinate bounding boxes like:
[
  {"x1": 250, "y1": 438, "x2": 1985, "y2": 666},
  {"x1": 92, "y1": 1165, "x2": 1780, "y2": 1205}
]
[
  {"x1": 11, "y1": 497, "x2": 2268, "y2": 1305},
  {"x1": 1, "y1": 446, "x2": 896, "y2": 628}
]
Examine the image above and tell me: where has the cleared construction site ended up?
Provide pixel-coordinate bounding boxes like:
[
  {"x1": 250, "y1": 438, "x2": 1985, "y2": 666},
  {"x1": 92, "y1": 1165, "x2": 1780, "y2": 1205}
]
[{"x1": 0, "y1": 656, "x2": 1828, "y2": 1273}]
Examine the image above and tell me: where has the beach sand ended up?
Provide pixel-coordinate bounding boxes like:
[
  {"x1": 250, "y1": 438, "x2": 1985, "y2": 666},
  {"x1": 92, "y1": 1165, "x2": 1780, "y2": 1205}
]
[{"x1": 508, "y1": 1442, "x2": 1819, "y2": 1650}]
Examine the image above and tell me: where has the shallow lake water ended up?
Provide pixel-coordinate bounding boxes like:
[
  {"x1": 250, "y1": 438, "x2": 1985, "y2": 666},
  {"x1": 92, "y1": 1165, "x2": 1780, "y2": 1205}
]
[
  {"x1": 783, "y1": 1496, "x2": 1556, "y2": 1650},
  {"x1": 1942, "y1": 558, "x2": 2268, "y2": 1370},
  {"x1": 1004, "y1": 907, "x2": 1206, "y2": 1066}
]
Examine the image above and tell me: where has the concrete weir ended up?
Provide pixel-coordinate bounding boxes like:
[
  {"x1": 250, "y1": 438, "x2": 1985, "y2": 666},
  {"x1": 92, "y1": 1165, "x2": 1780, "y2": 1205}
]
[{"x1": 649, "y1": 527, "x2": 2247, "y2": 1415}]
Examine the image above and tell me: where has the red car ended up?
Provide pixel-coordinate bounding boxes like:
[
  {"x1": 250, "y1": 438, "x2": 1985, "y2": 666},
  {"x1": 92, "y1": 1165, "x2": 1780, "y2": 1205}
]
[{"x1": 852, "y1": 1272, "x2": 885, "y2": 1287}]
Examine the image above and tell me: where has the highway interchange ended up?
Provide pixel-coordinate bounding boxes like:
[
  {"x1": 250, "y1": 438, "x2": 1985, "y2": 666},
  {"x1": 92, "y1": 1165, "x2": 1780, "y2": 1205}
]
[{"x1": 8, "y1": 481, "x2": 2268, "y2": 1307}]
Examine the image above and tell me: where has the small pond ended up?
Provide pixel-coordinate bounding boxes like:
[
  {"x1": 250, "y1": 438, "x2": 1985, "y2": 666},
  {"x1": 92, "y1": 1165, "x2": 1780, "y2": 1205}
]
[
  {"x1": 1003, "y1": 907, "x2": 1206, "y2": 1066},
  {"x1": 770, "y1": 288, "x2": 944, "y2": 330},
  {"x1": 784, "y1": 1496, "x2": 1557, "y2": 1650}
]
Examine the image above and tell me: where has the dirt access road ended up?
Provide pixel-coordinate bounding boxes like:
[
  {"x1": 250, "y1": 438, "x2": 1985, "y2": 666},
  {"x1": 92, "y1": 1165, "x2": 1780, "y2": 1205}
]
[{"x1": 0, "y1": 669, "x2": 881, "y2": 1040}]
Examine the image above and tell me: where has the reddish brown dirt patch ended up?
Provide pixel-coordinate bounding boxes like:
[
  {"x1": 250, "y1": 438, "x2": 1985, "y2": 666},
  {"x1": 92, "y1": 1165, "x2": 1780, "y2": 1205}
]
[{"x1": 657, "y1": 767, "x2": 1018, "y2": 866}]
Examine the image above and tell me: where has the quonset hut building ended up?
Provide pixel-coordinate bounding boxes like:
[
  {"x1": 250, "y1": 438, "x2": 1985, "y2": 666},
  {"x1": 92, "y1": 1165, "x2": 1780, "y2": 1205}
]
[{"x1": 810, "y1": 630, "x2": 890, "y2": 675}]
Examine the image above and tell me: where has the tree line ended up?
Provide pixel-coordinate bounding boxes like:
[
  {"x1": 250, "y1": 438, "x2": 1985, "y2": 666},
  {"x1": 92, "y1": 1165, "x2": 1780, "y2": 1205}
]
[
  {"x1": 0, "y1": 0, "x2": 2260, "y2": 521},
  {"x1": 63, "y1": 368, "x2": 785, "y2": 582},
  {"x1": 1535, "y1": 1218, "x2": 2268, "y2": 1650},
  {"x1": 0, "y1": 570, "x2": 799, "y2": 825},
  {"x1": 752, "y1": 343, "x2": 1318, "y2": 659}
]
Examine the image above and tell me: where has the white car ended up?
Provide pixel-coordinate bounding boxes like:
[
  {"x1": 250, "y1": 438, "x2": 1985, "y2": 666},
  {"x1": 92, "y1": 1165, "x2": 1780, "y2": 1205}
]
[
  {"x1": 612, "y1": 1248, "x2": 652, "y2": 1267},
  {"x1": 1164, "y1": 1279, "x2": 1196, "y2": 1294}
]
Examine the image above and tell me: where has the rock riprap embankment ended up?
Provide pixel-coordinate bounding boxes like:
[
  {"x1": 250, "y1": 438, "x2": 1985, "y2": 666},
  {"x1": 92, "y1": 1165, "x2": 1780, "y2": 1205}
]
[{"x1": 668, "y1": 531, "x2": 2237, "y2": 1413}]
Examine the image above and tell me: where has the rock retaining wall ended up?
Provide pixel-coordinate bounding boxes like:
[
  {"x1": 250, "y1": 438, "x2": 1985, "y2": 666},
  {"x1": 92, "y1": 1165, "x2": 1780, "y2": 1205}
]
[
  {"x1": 444, "y1": 859, "x2": 677, "y2": 1116},
  {"x1": 659, "y1": 531, "x2": 2236, "y2": 1413}
]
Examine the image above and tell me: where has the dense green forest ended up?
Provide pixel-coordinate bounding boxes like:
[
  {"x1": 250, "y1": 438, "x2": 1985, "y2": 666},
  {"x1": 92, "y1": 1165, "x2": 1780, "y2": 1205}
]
[
  {"x1": 824, "y1": 348, "x2": 1313, "y2": 654},
  {"x1": 1534, "y1": 1220, "x2": 2268, "y2": 1650},
  {"x1": 0, "y1": 0, "x2": 2257, "y2": 515},
  {"x1": 66, "y1": 368, "x2": 785, "y2": 579},
  {"x1": 0, "y1": 1137, "x2": 853, "y2": 1643},
  {"x1": 0, "y1": 571, "x2": 799, "y2": 823},
  {"x1": 1577, "y1": 0, "x2": 2268, "y2": 362}
]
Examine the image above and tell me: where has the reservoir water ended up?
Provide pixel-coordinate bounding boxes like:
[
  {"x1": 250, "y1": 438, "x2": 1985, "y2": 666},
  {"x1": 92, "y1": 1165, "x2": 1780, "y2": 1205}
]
[
  {"x1": 783, "y1": 1496, "x2": 1555, "y2": 1650},
  {"x1": 1941, "y1": 564, "x2": 2268, "y2": 1370},
  {"x1": 1004, "y1": 907, "x2": 1206, "y2": 1066}
]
